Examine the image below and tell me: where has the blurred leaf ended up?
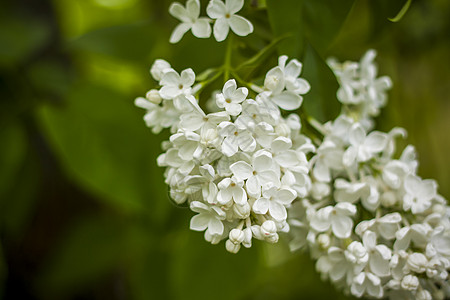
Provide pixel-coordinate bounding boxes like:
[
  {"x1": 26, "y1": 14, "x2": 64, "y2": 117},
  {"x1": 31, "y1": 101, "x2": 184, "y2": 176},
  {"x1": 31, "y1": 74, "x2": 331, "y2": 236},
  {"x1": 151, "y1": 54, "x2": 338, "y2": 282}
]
[
  {"x1": 267, "y1": 0, "x2": 355, "y2": 57},
  {"x1": 0, "y1": 152, "x2": 39, "y2": 238},
  {"x1": 0, "y1": 16, "x2": 50, "y2": 67},
  {"x1": 38, "y1": 215, "x2": 147, "y2": 295},
  {"x1": 37, "y1": 82, "x2": 169, "y2": 218},
  {"x1": 27, "y1": 59, "x2": 72, "y2": 97},
  {"x1": 302, "y1": 44, "x2": 340, "y2": 122},
  {"x1": 302, "y1": 0, "x2": 355, "y2": 55},
  {"x1": 0, "y1": 123, "x2": 27, "y2": 200},
  {"x1": 169, "y1": 231, "x2": 261, "y2": 300},
  {"x1": 266, "y1": 0, "x2": 304, "y2": 57},
  {"x1": 68, "y1": 21, "x2": 165, "y2": 62}
]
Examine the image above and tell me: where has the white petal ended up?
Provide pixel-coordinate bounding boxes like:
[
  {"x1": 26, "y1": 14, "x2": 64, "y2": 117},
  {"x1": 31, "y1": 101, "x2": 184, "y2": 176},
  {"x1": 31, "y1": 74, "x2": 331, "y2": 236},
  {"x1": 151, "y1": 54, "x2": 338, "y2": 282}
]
[
  {"x1": 237, "y1": 133, "x2": 256, "y2": 152},
  {"x1": 269, "y1": 201, "x2": 287, "y2": 221},
  {"x1": 221, "y1": 136, "x2": 238, "y2": 157},
  {"x1": 169, "y1": 2, "x2": 190, "y2": 22},
  {"x1": 246, "y1": 176, "x2": 260, "y2": 198},
  {"x1": 179, "y1": 112, "x2": 204, "y2": 131},
  {"x1": 271, "y1": 91, "x2": 302, "y2": 110},
  {"x1": 362, "y1": 231, "x2": 377, "y2": 250},
  {"x1": 271, "y1": 137, "x2": 292, "y2": 153},
  {"x1": 364, "y1": 131, "x2": 387, "y2": 153},
  {"x1": 208, "y1": 218, "x2": 224, "y2": 235},
  {"x1": 186, "y1": 0, "x2": 200, "y2": 18},
  {"x1": 206, "y1": 0, "x2": 226, "y2": 19},
  {"x1": 342, "y1": 146, "x2": 357, "y2": 167},
  {"x1": 253, "y1": 151, "x2": 273, "y2": 172},
  {"x1": 310, "y1": 207, "x2": 332, "y2": 232},
  {"x1": 226, "y1": 0, "x2": 244, "y2": 14},
  {"x1": 349, "y1": 124, "x2": 366, "y2": 146},
  {"x1": 232, "y1": 187, "x2": 247, "y2": 205},
  {"x1": 190, "y1": 214, "x2": 209, "y2": 231},
  {"x1": 258, "y1": 170, "x2": 280, "y2": 188},
  {"x1": 169, "y1": 22, "x2": 192, "y2": 44},
  {"x1": 181, "y1": 68, "x2": 195, "y2": 86},
  {"x1": 275, "y1": 150, "x2": 299, "y2": 168},
  {"x1": 252, "y1": 197, "x2": 269, "y2": 214},
  {"x1": 229, "y1": 15, "x2": 253, "y2": 37},
  {"x1": 313, "y1": 159, "x2": 331, "y2": 182},
  {"x1": 225, "y1": 102, "x2": 242, "y2": 116},
  {"x1": 213, "y1": 17, "x2": 229, "y2": 42},
  {"x1": 331, "y1": 215, "x2": 353, "y2": 239},
  {"x1": 229, "y1": 161, "x2": 253, "y2": 180},
  {"x1": 276, "y1": 188, "x2": 297, "y2": 205},
  {"x1": 217, "y1": 189, "x2": 232, "y2": 204},
  {"x1": 231, "y1": 87, "x2": 248, "y2": 103},
  {"x1": 284, "y1": 59, "x2": 302, "y2": 78},
  {"x1": 192, "y1": 18, "x2": 212, "y2": 38}
]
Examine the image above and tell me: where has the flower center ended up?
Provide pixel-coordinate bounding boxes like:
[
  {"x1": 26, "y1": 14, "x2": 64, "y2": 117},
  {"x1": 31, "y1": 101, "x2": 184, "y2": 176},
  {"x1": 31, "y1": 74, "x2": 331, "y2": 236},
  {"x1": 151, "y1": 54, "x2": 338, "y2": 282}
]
[
  {"x1": 225, "y1": 13, "x2": 230, "y2": 19},
  {"x1": 178, "y1": 84, "x2": 183, "y2": 89},
  {"x1": 234, "y1": 131, "x2": 238, "y2": 136},
  {"x1": 252, "y1": 171, "x2": 257, "y2": 175},
  {"x1": 252, "y1": 114, "x2": 257, "y2": 119},
  {"x1": 225, "y1": 98, "x2": 232, "y2": 103},
  {"x1": 230, "y1": 182, "x2": 236, "y2": 187}
]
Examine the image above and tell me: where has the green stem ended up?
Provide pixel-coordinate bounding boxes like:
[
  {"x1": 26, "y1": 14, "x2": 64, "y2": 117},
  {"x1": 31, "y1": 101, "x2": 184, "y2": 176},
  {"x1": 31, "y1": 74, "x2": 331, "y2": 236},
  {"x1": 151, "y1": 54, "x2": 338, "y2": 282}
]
[{"x1": 223, "y1": 34, "x2": 234, "y2": 82}]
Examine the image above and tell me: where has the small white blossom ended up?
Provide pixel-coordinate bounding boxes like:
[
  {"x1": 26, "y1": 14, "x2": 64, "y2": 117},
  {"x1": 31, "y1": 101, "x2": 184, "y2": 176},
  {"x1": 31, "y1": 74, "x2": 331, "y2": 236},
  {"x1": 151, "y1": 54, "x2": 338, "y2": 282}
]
[
  {"x1": 169, "y1": 0, "x2": 211, "y2": 43},
  {"x1": 206, "y1": 0, "x2": 253, "y2": 42}
]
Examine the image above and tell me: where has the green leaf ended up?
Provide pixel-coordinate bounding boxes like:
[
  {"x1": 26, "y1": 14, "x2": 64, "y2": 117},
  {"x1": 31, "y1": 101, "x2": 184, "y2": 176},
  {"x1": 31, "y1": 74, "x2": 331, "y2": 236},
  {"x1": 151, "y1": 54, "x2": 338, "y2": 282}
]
[
  {"x1": 266, "y1": 0, "x2": 304, "y2": 57},
  {"x1": 0, "y1": 16, "x2": 50, "y2": 67},
  {"x1": 266, "y1": 0, "x2": 356, "y2": 57},
  {"x1": 68, "y1": 21, "x2": 166, "y2": 62},
  {"x1": 37, "y1": 82, "x2": 169, "y2": 218},
  {"x1": 302, "y1": 44, "x2": 340, "y2": 122},
  {"x1": 302, "y1": 0, "x2": 356, "y2": 55},
  {"x1": 0, "y1": 122, "x2": 27, "y2": 200}
]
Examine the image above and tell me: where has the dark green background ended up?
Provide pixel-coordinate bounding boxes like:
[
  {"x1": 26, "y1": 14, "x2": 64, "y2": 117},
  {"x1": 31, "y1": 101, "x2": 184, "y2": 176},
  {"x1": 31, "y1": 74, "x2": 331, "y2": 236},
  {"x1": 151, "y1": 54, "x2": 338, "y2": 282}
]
[{"x1": 0, "y1": 0, "x2": 448, "y2": 299}]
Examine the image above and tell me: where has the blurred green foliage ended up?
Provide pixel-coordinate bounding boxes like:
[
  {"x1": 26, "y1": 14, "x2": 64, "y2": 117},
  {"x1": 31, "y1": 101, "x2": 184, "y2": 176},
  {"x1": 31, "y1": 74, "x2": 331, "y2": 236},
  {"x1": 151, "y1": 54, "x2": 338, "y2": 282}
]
[{"x1": 0, "y1": 0, "x2": 449, "y2": 299}]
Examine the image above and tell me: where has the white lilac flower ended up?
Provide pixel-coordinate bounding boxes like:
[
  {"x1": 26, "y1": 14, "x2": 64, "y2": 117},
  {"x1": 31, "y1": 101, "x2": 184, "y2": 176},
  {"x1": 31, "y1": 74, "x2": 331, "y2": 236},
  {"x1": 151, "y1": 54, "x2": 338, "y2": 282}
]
[
  {"x1": 216, "y1": 79, "x2": 248, "y2": 116},
  {"x1": 190, "y1": 201, "x2": 226, "y2": 237},
  {"x1": 252, "y1": 185, "x2": 297, "y2": 221},
  {"x1": 206, "y1": 0, "x2": 253, "y2": 42},
  {"x1": 403, "y1": 174, "x2": 437, "y2": 214},
  {"x1": 230, "y1": 150, "x2": 280, "y2": 198},
  {"x1": 218, "y1": 121, "x2": 256, "y2": 156},
  {"x1": 159, "y1": 68, "x2": 196, "y2": 99},
  {"x1": 343, "y1": 123, "x2": 387, "y2": 166},
  {"x1": 169, "y1": 0, "x2": 211, "y2": 43},
  {"x1": 217, "y1": 176, "x2": 247, "y2": 205},
  {"x1": 310, "y1": 202, "x2": 356, "y2": 239}
]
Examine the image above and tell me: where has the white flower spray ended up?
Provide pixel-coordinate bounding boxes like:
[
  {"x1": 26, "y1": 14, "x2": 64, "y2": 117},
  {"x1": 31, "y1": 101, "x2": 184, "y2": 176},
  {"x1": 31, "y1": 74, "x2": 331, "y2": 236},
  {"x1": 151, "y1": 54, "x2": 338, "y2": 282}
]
[{"x1": 135, "y1": 1, "x2": 450, "y2": 299}]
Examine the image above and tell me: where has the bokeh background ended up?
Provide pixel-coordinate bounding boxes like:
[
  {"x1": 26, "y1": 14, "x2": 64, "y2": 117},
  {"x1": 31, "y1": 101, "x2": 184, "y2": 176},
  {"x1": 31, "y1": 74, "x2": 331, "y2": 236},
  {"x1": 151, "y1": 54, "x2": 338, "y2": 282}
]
[{"x1": 0, "y1": 0, "x2": 449, "y2": 299}]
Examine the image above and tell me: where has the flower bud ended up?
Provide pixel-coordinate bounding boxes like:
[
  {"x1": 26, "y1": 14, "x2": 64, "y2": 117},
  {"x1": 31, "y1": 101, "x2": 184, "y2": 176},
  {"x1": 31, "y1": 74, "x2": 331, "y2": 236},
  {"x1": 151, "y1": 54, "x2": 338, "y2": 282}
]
[
  {"x1": 275, "y1": 123, "x2": 290, "y2": 137},
  {"x1": 401, "y1": 275, "x2": 419, "y2": 291},
  {"x1": 407, "y1": 253, "x2": 428, "y2": 273},
  {"x1": 266, "y1": 233, "x2": 279, "y2": 244},
  {"x1": 261, "y1": 220, "x2": 277, "y2": 237},
  {"x1": 225, "y1": 239, "x2": 241, "y2": 253},
  {"x1": 317, "y1": 234, "x2": 331, "y2": 249},
  {"x1": 380, "y1": 191, "x2": 397, "y2": 207},
  {"x1": 229, "y1": 229, "x2": 245, "y2": 244},
  {"x1": 345, "y1": 242, "x2": 368, "y2": 265},
  {"x1": 146, "y1": 89, "x2": 162, "y2": 104},
  {"x1": 242, "y1": 228, "x2": 252, "y2": 248},
  {"x1": 150, "y1": 59, "x2": 171, "y2": 81},
  {"x1": 416, "y1": 289, "x2": 432, "y2": 300}
]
